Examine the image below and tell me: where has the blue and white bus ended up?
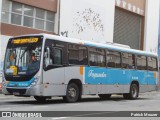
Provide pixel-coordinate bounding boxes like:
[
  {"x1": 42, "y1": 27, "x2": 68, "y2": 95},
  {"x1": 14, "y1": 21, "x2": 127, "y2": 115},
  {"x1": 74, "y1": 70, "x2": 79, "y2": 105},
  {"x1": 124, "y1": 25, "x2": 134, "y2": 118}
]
[{"x1": 2, "y1": 34, "x2": 159, "y2": 102}]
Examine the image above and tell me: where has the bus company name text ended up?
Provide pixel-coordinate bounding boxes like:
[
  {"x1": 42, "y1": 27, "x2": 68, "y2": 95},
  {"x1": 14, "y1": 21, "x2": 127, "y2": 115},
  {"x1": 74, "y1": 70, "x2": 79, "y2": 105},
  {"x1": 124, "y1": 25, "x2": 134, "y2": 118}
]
[{"x1": 88, "y1": 70, "x2": 107, "y2": 79}]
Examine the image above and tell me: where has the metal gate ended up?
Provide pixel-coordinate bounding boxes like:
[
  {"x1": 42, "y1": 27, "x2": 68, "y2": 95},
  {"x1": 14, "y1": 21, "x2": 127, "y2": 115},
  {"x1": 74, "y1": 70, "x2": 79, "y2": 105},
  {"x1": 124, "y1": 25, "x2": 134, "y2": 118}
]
[{"x1": 113, "y1": 7, "x2": 142, "y2": 50}]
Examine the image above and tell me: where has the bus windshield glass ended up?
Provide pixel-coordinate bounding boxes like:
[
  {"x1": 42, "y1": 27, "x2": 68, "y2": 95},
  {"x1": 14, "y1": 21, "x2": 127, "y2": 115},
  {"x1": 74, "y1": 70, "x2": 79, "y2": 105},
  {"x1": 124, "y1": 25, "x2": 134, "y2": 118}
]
[{"x1": 4, "y1": 36, "x2": 43, "y2": 77}]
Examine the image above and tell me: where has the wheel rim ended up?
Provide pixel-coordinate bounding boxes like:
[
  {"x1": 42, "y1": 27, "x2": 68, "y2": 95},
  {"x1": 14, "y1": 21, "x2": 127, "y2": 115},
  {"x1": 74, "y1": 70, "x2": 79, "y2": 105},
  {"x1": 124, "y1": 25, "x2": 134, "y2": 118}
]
[
  {"x1": 68, "y1": 87, "x2": 77, "y2": 98},
  {"x1": 131, "y1": 86, "x2": 137, "y2": 98}
]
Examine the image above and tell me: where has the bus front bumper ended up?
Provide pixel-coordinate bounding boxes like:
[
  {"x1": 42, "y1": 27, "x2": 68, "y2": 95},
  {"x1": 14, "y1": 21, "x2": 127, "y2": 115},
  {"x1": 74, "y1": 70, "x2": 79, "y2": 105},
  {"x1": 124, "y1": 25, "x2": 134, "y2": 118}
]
[{"x1": 2, "y1": 85, "x2": 43, "y2": 96}]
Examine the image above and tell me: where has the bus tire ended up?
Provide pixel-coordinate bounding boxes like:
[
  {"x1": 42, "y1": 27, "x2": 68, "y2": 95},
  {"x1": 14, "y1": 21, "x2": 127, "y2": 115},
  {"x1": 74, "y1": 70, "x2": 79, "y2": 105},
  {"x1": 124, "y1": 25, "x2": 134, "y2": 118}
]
[
  {"x1": 123, "y1": 83, "x2": 139, "y2": 100},
  {"x1": 34, "y1": 96, "x2": 47, "y2": 102},
  {"x1": 63, "y1": 83, "x2": 79, "y2": 103},
  {"x1": 98, "y1": 94, "x2": 111, "y2": 99}
]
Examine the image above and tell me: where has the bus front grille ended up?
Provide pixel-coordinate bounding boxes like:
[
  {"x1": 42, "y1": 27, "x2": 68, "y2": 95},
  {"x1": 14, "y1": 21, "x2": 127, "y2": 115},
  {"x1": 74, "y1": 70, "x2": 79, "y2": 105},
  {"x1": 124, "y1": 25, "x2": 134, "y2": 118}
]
[{"x1": 7, "y1": 88, "x2": 27, "y2": 95}]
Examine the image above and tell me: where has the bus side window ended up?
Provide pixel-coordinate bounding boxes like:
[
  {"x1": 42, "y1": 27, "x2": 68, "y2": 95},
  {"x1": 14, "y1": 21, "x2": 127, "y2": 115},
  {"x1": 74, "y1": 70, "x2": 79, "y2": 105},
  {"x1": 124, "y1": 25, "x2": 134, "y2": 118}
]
[
  {"x1": 68, "y1": 44, "x2": 88, "y2": 65},
  {"x1": 122, "y1": 53, "x2": 129, "y2": 69},
  {"x1": 152, "y1": 57, "x2": 158, "y2": 71},
  {"x1": 137, "y1": 55, "x2": 147, "y2": 70},
  {"x1": 142, "y1": 56, "x2": 147, "y2": 70},
  {"x1": 128, "y1": 54, "x2": 136, "y2": 69},
  {"x1": 89, "y1": 48, "x2": 98, "y2": 66},
  {"x1": 79, "y1": 46, "x2": 88, "y2": 65},
  {"x1": 52, "y1": 48, "x2": 62, "y2": 65},
  {"x1": 97, "y1": 49, "x2": 106, "y2": 67},
  {"x1": 107, "y1": 50, "x2": 121, "y2": 68},
  {"x1": 148, "y1": 57, "x2": 158, "y2": 71}
]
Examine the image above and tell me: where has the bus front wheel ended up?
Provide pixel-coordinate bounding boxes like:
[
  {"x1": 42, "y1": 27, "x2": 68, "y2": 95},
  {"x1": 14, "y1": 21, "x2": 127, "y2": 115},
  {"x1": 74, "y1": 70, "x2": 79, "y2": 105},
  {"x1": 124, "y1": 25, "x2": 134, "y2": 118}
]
[
  {"x1": 123, "y1": 83, "x2": 139, "y2": 100},
  {"x1": 63, "y1": 83, "x2": 79, "y2": 103}
]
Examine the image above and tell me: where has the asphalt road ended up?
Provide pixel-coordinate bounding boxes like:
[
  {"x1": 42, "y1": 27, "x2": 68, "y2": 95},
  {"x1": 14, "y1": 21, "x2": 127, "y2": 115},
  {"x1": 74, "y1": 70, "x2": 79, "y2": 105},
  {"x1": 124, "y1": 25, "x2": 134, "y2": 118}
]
[{"x1": 0, "y1": 91, "x2": 160, "y2": 120}]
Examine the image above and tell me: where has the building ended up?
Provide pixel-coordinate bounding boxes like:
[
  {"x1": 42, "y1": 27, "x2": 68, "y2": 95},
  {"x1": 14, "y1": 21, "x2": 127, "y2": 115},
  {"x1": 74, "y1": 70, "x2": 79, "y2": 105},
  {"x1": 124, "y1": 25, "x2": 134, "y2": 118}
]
[
  {"x1": 0, "y1": 0, "x2": 59, "y2": 65},
  {"x1": 0, "y1": 0, "x2": 159, "y2": 66},
  {"x1": 60, "y1": 0, "x2": 159, "y2": 52},
  {"x1": 158, "y1": 0, "x2": 160, "y2": 60}
]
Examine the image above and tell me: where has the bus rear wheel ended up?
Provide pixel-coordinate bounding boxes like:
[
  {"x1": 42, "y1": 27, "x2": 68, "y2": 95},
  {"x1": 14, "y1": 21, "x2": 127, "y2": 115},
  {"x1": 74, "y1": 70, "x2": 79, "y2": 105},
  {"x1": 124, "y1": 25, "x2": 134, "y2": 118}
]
[
  {"x1": 63, "y1": 83, "x2": 79, "y2": 103},
  {"x1": 123, "y1": 83, "x2": 139, "y2": 100},
  {"x1": 98, "y1": 94, "x2": 111, "y2": 99}
]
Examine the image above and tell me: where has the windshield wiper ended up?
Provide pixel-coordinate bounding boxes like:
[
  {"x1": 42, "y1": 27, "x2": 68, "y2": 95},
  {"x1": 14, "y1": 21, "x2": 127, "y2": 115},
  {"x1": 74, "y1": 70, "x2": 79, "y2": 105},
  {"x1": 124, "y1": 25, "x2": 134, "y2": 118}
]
[
  {"x1": 19, "y1": 46, "x2": 31, "y2": 60},
  {"x1": 18, "y1": 44, "x2": 33, "y2": 66}
]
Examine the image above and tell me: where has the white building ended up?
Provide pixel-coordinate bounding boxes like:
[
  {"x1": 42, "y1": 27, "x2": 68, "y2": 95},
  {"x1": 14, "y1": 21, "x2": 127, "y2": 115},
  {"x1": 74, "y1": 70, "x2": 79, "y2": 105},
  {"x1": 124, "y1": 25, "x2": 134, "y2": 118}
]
[{"x1": 60, "y1": 0, "x2": 159, "y2": 53}]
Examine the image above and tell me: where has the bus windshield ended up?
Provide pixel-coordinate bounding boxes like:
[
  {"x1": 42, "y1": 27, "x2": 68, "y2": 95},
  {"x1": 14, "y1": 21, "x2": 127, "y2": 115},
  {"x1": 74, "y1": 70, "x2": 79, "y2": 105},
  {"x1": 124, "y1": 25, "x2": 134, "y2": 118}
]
[{"x1": 4, "y1": 36, "x2": 43, "y2": 78}]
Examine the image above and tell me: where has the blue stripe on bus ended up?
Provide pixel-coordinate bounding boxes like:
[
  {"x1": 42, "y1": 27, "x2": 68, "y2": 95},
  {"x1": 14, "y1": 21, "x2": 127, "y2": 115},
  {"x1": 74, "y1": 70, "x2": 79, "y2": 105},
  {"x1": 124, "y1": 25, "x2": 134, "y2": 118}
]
[
  {"x1": 7, "y1": 77, "x2": 35, "y2": 87},
  {"x1": 84, "y1": 67, "x2": 156, "y2": 85}
]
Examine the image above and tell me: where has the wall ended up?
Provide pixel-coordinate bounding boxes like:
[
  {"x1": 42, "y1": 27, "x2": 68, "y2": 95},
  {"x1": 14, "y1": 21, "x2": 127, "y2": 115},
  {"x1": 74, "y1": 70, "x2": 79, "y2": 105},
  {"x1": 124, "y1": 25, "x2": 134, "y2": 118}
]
[
  {"x1": 144, "y1": 0, "x2": 160, "y2": 53},
  {"x1": 1, "y1": 23, "x2": 55, "y2": 36},
  {"x1": 60, "y1": 0, "x2": 115, "y2": 43},
  {"x1": 11, "y1": 0, "x2": 57, "y2": 12},
  {"x1": 115, "y1": 0, "x2": 146, "y2": 16}
]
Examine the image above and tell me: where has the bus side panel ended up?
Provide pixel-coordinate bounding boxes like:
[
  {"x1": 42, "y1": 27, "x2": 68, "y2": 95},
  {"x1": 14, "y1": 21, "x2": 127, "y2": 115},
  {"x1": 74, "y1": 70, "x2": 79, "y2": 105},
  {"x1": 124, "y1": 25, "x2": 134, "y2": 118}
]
[
  {"x1": 147, "y1": 71, "x2": 157, "y2": 92},
  {"x1": 42, "y1": 68, "x2": 66, "y2": 96},
  {"x1": 83, "y1": 67, "x2": 156, "y2": 95},
  {"x1": 128, "y1": 70, "x2": 148, "y2": 93},
  {"x1": 83, "y1": 67, "x2": 130, "y2": 94},
  {"x1": 64, "y1": 66, "x2": 84, "y2": 84}
]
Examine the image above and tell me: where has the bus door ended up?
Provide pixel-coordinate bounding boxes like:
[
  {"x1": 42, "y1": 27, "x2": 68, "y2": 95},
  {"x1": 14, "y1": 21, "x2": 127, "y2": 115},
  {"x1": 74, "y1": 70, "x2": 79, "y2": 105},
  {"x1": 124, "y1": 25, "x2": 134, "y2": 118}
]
[{"x1": 42, "y1": 39, "x2": 66, "y2": 95}]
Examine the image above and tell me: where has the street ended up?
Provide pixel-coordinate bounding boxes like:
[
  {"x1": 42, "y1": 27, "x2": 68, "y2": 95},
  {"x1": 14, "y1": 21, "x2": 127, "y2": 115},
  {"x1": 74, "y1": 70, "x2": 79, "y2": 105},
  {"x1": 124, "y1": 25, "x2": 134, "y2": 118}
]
[{"x1": 0, "y1": 91, "x2": 160, "y2": 120}]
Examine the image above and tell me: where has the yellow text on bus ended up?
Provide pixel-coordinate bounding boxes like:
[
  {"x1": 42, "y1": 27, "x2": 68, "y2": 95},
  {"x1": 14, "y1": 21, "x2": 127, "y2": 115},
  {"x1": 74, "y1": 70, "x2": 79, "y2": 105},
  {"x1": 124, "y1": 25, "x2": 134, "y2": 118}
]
[{"x1": 12, "y1": 38, "x2": 39, "y2": 44}]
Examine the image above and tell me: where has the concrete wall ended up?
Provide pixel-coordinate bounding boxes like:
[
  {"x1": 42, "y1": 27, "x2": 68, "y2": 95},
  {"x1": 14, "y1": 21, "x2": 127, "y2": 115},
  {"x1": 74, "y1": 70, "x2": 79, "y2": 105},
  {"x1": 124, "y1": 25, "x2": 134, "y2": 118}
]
[
  {"x1": 59, "y1": 0, "x2": 115, "y2": 43},
  {"x1": 144, "y1": 0, "x2": 160, "y2": 53},
  {"x1": 11, "y1": 0, "x2": 57, "y2": 12}
]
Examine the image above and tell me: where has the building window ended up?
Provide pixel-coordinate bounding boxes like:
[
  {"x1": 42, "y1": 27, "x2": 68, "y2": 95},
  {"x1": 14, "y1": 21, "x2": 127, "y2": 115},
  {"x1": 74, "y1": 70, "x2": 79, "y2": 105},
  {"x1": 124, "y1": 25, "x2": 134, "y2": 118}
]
[
  {"x1": 1, "y1": 0, "x2": 11, "y2": 23},
  {"x1": 1, "y1": 0, "x2": 55, "y2": 32},
  {"x1": 23, "y1": 5, "x2": 34, "y2": 27}
]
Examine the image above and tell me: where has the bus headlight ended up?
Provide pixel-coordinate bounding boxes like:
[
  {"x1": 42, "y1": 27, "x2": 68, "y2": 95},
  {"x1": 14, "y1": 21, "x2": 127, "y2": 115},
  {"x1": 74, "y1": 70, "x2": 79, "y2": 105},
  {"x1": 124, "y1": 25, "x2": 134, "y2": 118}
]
[
  {"x1": 2, "y1": 82, "x2": 6, "y2": 87},
  {"x1": 2, "y1": 77, "x2": 7, "y2": 87},
  {"x1": 30, "y1": 77, "x2": 39, "y2": 87}
]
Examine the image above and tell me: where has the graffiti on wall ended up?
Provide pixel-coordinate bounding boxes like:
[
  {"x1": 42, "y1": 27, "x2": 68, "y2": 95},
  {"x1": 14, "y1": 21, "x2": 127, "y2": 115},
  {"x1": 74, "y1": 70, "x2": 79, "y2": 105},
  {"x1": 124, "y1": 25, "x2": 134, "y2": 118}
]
[
  {"x1": 72, "y1": 8, "x2": 104, "y2": 36},
  {"x1": 61, "y1": 31, "x2": 68, "y2": 37}
]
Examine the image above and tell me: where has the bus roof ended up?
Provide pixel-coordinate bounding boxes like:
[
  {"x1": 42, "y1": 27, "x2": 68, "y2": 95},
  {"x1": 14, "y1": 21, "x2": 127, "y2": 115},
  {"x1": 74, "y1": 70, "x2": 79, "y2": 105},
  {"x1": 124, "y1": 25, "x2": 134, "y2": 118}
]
[{"x1": 13, "y1": 33, "x2": 158, "y2": 57}]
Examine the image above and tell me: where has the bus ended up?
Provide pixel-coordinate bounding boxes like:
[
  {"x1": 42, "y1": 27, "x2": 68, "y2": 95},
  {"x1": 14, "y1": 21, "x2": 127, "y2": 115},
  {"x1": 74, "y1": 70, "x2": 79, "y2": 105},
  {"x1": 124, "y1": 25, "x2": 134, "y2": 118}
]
[{"x1": 2, "y1": 34, "x2": 159, "y2": 103}]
